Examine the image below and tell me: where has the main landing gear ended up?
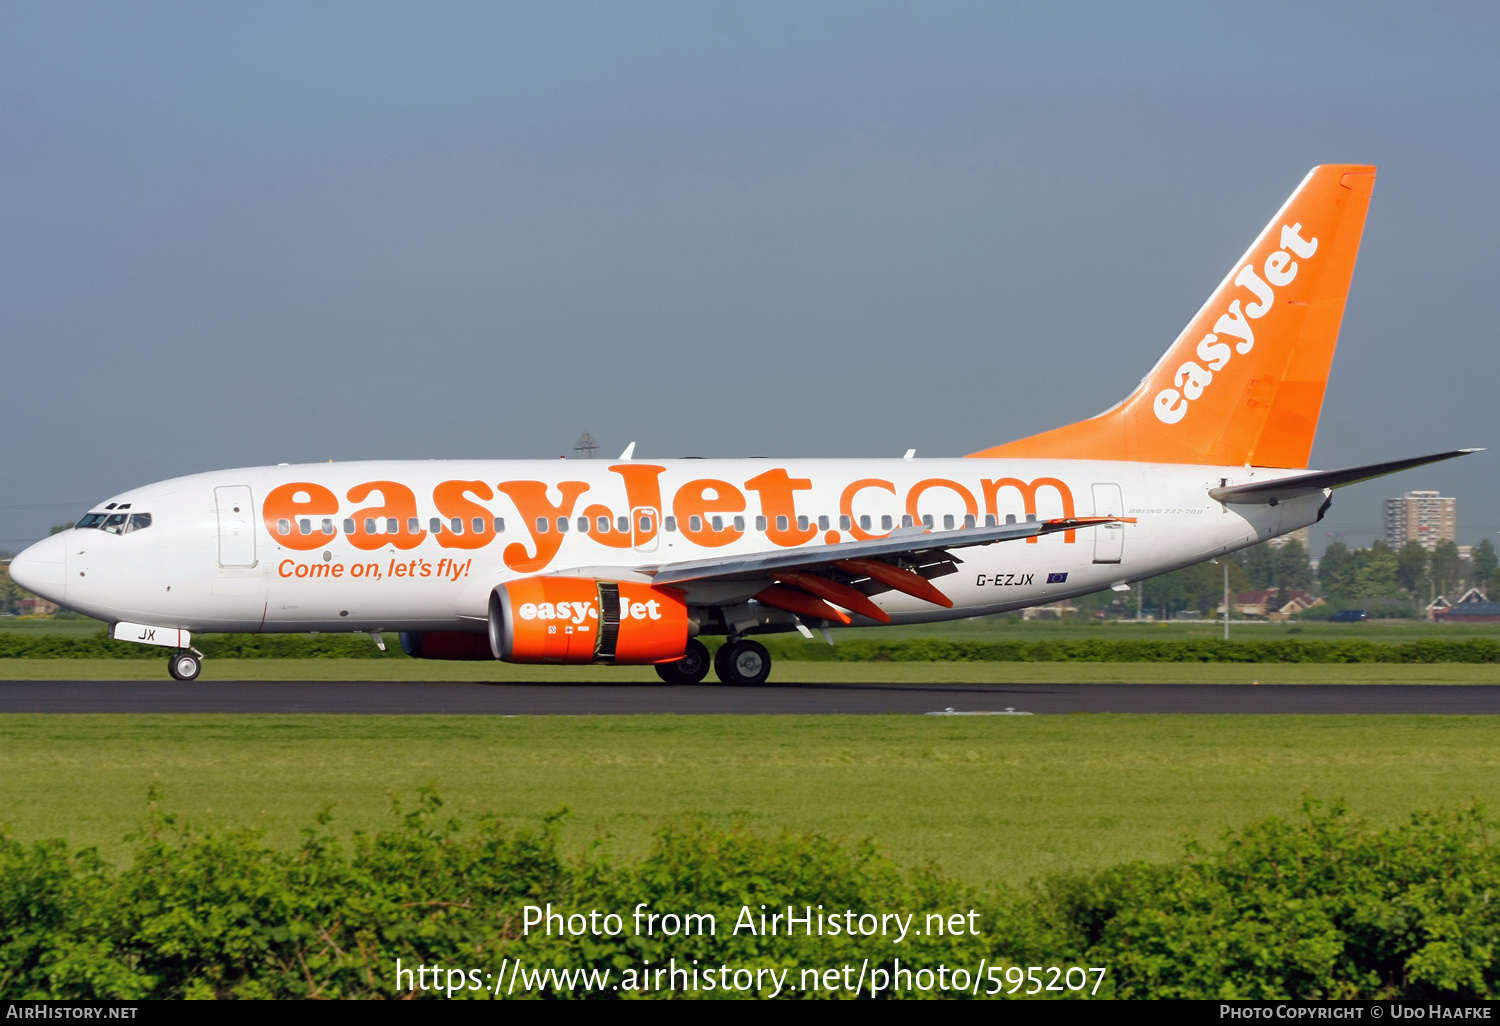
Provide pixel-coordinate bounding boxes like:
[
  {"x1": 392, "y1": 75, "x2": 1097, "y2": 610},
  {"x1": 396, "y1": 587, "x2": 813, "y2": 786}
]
[
  {"x1": 713, "y1": 638, "x2": 772, "y2": 685},
  {"x1": 654, "y1": 637, "x2": 774, "y2": 686},
  {"x1": 167, "y1": 650, "x2": 202, "y2": 681},
  {"x1": 655, "y1": 638, "x2": 711, "y2": 685}
]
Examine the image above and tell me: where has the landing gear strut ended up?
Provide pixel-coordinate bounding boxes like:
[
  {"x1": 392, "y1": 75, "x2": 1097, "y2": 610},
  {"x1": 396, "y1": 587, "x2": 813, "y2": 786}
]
[
  {"x1": 655, "y1": 638, "x2": 711, "y2": 685},
  {"x1": 167, "y1": 650, "x2": 202, "y2": 681},
  {"x1": 714, "y1": 638, "x2": 772, "y2": 685}
]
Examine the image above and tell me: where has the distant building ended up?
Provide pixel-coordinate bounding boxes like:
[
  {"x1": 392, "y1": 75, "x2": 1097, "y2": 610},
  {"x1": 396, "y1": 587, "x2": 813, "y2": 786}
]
[
  {"x1": 1267, "y1": 526, "x2": 1310, "y2": 550},
  {"x1": 1432, "y1": 587, "x2": 1500, "y2": 624},
  {"x1": 1383, "y1": 491, "x2": 1456, "y2": 552},
  {"x1": 1221, "y1": 589, "x2": 1324, "y2": 620}
]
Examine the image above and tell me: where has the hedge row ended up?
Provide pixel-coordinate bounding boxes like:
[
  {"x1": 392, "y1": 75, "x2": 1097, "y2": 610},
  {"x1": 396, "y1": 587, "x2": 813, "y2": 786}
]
[
  {"x1": 2, "y1": 796, "x2": 1496, "y2": 999},
  {"x1": 3, "y1": 632, "x2": 1499, "y2": 663},
  {"x1": 756, "y1": 636, "x2": 1500, "y2": 664}
]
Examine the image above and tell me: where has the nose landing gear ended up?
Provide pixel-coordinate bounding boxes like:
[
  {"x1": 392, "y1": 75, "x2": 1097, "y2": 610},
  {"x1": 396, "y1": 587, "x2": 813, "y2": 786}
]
[
  {"x1": 167, "y1": 651, "x2": 202, "y2": 681},
  {"x1": 713, "y1": 638, "x2": 772, "y2": 685}
]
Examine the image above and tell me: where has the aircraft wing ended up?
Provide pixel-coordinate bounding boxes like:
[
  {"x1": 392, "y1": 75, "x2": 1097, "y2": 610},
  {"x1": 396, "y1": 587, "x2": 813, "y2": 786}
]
[
  {"x1": 644, "y1": 516, "x2": 1131, "y2": 585},
  {"x1": 1208, "y1": 449, "x2": 1482, "y2": 505}
]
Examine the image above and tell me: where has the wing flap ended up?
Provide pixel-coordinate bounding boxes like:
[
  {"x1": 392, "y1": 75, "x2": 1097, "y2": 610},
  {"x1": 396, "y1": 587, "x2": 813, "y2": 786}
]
[{"x1": 643, "y1": 516, "x2": 1131, "y2": 585}]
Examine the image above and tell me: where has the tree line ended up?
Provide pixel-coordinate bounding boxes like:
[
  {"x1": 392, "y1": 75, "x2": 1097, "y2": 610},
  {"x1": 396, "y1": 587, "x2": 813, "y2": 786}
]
[{"x1": 1107, "y1": 536, "x2": 1499, "y2": 620}]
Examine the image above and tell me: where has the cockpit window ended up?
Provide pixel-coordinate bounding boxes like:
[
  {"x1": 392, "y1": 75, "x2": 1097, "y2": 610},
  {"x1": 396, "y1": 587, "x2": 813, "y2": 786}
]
[
  {"x1": 101, "y1": 513, "x2": 130, "y2": 535},
  {"x1": 125, "y1": 513, "x2": 152, "y2": 533},
  {"x1": 75, "y1": 513, "x2": 108, "y2": 530}
]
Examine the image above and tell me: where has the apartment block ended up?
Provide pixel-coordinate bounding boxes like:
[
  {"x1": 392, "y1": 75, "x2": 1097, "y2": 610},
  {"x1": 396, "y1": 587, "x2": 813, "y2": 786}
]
[{"x1": 1383, "y1": 491, "x2": 1457, "y2": 552}]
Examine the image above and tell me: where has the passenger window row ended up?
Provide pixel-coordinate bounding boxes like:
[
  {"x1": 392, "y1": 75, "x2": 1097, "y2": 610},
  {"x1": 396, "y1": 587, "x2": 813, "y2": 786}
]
[
  {"x1": 273, "y1": 517, "x2": 510, "y2": 537},
  {"x1": 269, "y1": 509, "x2": 1026, "y2": 541}
]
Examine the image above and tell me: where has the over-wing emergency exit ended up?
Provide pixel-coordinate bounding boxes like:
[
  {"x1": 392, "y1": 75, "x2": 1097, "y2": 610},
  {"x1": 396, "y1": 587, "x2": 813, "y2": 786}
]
[{"x1": 9, "y1": 164, "x2": 1479, "y2": 683}]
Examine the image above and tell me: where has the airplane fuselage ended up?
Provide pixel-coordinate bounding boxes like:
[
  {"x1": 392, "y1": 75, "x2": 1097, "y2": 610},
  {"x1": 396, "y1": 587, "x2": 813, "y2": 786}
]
[{"x1": 30, "y1": 457, "x2": 1324, "y2": 635}]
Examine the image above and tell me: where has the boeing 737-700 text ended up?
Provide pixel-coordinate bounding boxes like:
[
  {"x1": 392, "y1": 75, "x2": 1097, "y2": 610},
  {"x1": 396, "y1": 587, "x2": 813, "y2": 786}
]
[{"x1": 8, "y1": 164, "x2": 1479, "y2": 683}]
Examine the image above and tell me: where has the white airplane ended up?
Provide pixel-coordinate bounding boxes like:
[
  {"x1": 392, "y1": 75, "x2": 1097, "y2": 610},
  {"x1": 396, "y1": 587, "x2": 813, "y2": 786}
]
[{"x1": 9, "y1": 164, "x2": 1478, "y2": 684}]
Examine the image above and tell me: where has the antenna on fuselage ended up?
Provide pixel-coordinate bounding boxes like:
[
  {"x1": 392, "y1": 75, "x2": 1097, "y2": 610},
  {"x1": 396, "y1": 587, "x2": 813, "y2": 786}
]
[{"x1": 618, "y1": 441, "x2": 636, "y2": 460}]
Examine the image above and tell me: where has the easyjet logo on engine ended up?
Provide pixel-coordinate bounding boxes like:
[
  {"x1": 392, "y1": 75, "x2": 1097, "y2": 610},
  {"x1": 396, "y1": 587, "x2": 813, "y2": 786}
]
[{"x1": 1152, "y1": 223, "x2": 1319, "y2": 425}]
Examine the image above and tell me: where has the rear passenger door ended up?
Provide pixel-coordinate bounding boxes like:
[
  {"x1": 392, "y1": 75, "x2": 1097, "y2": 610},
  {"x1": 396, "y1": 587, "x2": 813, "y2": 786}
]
[{"x1": 1091, "y1": 483, "x2": 1124, "y2": 564}]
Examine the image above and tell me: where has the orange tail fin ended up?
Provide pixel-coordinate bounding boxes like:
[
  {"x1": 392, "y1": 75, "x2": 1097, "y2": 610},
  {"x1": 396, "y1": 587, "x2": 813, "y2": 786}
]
[{"x1": 969, "y1": 165, "x2": 1376, "y2": 469}]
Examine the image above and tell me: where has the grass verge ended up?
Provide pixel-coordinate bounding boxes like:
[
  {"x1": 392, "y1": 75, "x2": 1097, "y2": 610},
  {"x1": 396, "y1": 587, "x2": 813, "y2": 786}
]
[
  {"x1": 3, "y1": 713, "x2": 1498, "y2": 887},
  {"x1": 3, "y1": 658, "x2": 1500, "y2": 683}
]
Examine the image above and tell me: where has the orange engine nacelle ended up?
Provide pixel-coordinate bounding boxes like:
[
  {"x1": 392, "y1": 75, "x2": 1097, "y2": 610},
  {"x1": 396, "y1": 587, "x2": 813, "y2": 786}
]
[{"x1": 490, "y1": 578, "x2": 689, "y2": 665}]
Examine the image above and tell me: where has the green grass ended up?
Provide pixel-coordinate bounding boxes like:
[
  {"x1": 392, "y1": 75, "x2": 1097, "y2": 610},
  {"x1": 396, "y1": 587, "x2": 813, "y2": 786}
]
[
  {"x1": 6, "y1": 612, "x2": 1499, "y2": 645},
  {"x1": 3, "y1": 714, "x2": 1499, "y2": 887},
  {"x1": 4, "y1": 658, "x2": 1500, "y2": 682},
  {"x1": 829, "y1": 617, "x2": 1500, "y2": 643},
  {"x1": 0, "y1": 615, "x2": 108, "y2": 636}
]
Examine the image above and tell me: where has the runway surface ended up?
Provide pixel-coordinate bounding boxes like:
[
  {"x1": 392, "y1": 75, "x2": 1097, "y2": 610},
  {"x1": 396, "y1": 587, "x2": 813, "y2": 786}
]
[{"x1": 2, "y1": 680, "x2": 1498, "y2": 714}]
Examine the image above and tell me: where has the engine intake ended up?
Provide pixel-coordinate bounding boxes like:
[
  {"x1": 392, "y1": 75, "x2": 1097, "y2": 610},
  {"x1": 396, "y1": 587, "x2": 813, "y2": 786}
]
[{"x1": 490, "y1": 577, "x2": 689, "y2": 665}]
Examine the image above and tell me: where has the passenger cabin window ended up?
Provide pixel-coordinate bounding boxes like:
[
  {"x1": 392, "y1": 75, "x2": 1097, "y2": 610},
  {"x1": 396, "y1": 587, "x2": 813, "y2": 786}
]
[
  {"x1": 364, "y1": 518, "x2": 377, "y2": 535},
  {"x1": 75, "y1": 513, "x2": 108, "y2": 530},
  {"x1": 472, "y1": 517, "x2": 486, "y2": 534},
  {"x1": 277, "y1": 518, "x2": 292, "y2": 536},
  {"x1": 535, "y1": 518, "x2": 549, "y2": 534},
  {"x1": 616, "y1": 516, "x2": 629, "y2": 533},
  {"x1": 577, "y1": 517, "x2": 589, "y2": 533},
  {"x1": 776, "y1": 516, "x2": 789, "y2": 532},
  {"x1": 964, "y1": 514, "x2": 976, "y2": 529},
  {"x1": 430, "y1": 518, "x2": 443, "y2": 534},
  {"x1": 451, "y1": 518, "x2": 464, "y2": 534},
  {"x1": 344, "y1": 519, "x2": 356, "y2": 534},
  {"x1": 494, "y1": 518, "x2": 505, "y2": 533},
  {"x1": 943, "y1": 514, "x2": 954, "y2": 530},
  {"x1": 664, "y1": 517, "x2": 677, "y2": 532},
  {"x1": 638, "y1": 515, "x2": 653, "y2": 532},
  {"x1": 299, "y1": 518, "x2": 312, "y2": 535},
  {"x1": 597, "y1": 516, "x2": 611, "y2": 533},
  {"x1": 556, "y1": 517, "x2": 568, "y2": 533},
  {"x1": 408, "y1": 518, "x2": 421, "y2": 534},
  {"x1": 386, "y1": 518, "x2": 399, "y2": 534},
  {"x1": 756, "y1": 516, "x2": 767, "y2": 531},
  {"x1": 688, "y1": 515, "x2": 703, "y2": 532},
  {"x1": 985, "y1": 515, "x2": 997, "y2": 527},
  {"x1": 859, "y1": 515, "x2": 870, "y2": 530},
  {"x1": 124, "y1": 513, "x2": 152, "y2": 533},
  {"x1": 322, "y1": 518, "x2": 335, "y2": 535},
  {"x1": 881, "y1": 515, "x2": 893, "y2": 531},
  {"x1": 840, "y1": 515, "x2": 851, "y2": 531},
  {"x1": 733, "y1": 516, "x2": 745, "y2": 532},
  {"x1": 710, "y1": 516, "x2": 723, "y2": 532},
  {"x1": 923, "y1": 515, "x2": 934, "y2": 529},
  {"x1": 817, "y1": 515, "x2": 829, "y2": 531}
]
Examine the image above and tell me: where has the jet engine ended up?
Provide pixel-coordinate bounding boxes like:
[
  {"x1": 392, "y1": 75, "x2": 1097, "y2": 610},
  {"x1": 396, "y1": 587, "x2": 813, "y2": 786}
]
[{"x1": 489, "y1": 577, "x2": 689, "y2": 665}]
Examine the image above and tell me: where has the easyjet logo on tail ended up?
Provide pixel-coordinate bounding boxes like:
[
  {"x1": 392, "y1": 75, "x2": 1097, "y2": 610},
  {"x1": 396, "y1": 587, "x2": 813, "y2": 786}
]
[{"x1": 1153, "y1": 223, "x2": 1318, "y2": 425}]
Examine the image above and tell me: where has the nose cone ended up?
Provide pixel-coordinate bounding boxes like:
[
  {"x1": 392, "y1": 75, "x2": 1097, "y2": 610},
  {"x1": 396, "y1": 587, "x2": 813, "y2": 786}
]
[{"x1": 8, "y1": 532, "x2": 68, "y2": 604}]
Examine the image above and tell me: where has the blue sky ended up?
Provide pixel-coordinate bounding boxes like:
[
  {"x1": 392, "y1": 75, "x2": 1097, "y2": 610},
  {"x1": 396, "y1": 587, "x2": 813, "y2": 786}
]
[{"x1": 2, "y1": 2, "x2": 1496, "y2": 552}]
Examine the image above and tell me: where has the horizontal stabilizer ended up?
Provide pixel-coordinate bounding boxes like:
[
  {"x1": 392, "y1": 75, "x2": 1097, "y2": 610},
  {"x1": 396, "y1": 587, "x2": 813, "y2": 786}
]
[{"x1": 1208, "y1": 449, "x2": 1483, "y2": 505}]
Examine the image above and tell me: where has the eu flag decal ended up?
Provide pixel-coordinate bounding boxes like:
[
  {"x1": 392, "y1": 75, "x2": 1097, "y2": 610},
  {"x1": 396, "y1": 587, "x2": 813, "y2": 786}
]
[{"x1": 1046, "y1": 572, "x2": 1068, "y2": 584}]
